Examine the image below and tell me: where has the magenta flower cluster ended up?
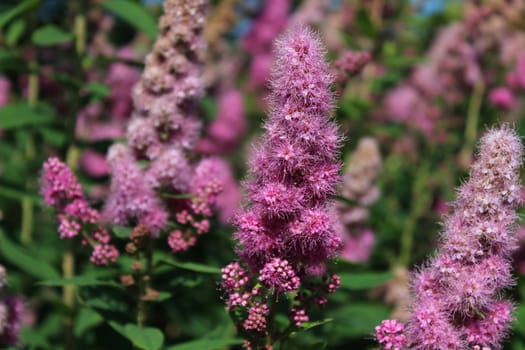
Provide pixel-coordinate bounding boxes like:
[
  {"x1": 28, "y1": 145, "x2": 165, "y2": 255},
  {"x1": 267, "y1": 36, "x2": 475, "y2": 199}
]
[
  {"x1": 41, "y1": 157, "x2": 119, "y2": 265},
  {"x1": 234, "y1": 27, "x2": 342, "y2": 273},
  {"x1": 221, "y1": 27, "x2": 342, "y2": 347},
  {"x1": 376, "y1": 125, "x2": 524, "y2": 349},
  {"x1": 102, "y1": 0, "x2": 223, "y2": 251},
  {"x1": 375, "y1": 319, "x2": 407, "y2": 350}
]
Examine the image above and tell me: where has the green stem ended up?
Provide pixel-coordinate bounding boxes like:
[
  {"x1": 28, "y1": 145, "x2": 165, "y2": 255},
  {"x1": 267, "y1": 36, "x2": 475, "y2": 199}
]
[
  {"x1": 460, "y1": 81, "x2": 485, "y2": 167},
  {"x1": 60, "y1": 5, "x2": 87, "y2": 348},
  {"x1": 266, "y1": 291, "x2": 279, "y2": 346},
  {"x1": 62, "y1": 240, "x2": 75, "y2": 350},
  {"x1": 137, "y1": 239, "x2": 153, "y2": 328},
  {"x1": 74, "y1": 14, "x2": 86, "y2": 56},
  {"x1": 398, "y1": 162, "x2": 431, "y2": 266},
  {"x1": 20, "y1": 62, "x2": 39, "y2": 244}
]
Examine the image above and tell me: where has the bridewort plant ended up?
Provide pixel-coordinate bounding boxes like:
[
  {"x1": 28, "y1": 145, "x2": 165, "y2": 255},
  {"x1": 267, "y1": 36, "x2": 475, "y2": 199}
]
[
  {"x1": 221, "y1": 27, "x2": 342, "y2": 349},
  {"x1": 376, "y1": 126, "x2": 524, "y2": 349}
]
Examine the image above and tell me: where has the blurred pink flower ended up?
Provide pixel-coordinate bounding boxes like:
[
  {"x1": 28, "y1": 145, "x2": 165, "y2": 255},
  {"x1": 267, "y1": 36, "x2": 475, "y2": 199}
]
[
  {"x1": 340, "y1": 229, "x2": 375, "y2": 263},
  {"x1": 242, "y1": 1, "x2": 290, "y2": 89},
  {"x1": 384, "y1": 85, "x2": 439, "y2": 136},
  {"x1": 205, "y1": 158, "x2": 241, "y2": 224},
  {"x1": 247, "y1": 54, "x2": 273, "y2": 90},
  {"x1": 488, "y1": 87, "x2": 516, "y2": 109},
  {"x1": 0, "y1": 76, "x2": 10, "y2": 107},
  {"x1": 80, "y1": 149, "x2": 109, "y2": 177},
  {"x1": 197, "y1": 89, "x2": 247, "y2": 154}
]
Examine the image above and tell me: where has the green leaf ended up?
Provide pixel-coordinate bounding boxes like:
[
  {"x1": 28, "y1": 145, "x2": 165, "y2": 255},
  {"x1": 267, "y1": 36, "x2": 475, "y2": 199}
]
[
  {"x1": 100, "y1": 0, "x2": 158, "y2": 39},
  {"x1": 332, "y1": 195, "x2": 359, "y2": 207},
  {"x1": 6, "y1": 19, "x2": 26, "y2": 46},
  {"x1": 200, "y1": 96, "x2": 217, "y2": 123},
  {"x1": 326, "y1": 304, "x2": 390, "y2": 338},
  {"x1": 338, "y1": 272, "x2": 392, "y2": 290},
  {"x1": 356, "y1": 8, "x2": 376, "y2": 37},
  {"x1": 298, "y1": 318, "x2": 333, "y2": 331},
  {"x1": 0, "y1": 232, "x2": 60, "y2": 280},
  {"x1": 0, "y1": 103, "x2": 54, "y2": 129},
  {"x1": 166, "y1": 338, "x2": 244, "y2": 350},
  {"x1": 39, "y1": 276, "x2": 121, "y2": 288},
  {"x1": 168, "y1": 276, "x2": 203, "y2": 288},
  {"x1": 161, "y1": 258, "x2": 221, "y2": 274},
  {"x1": 74, "y1": 308, "x2": 103, "y2": 337},
  {"x1": 0, "y1": 183, "x2": 40, "y2": 201},
  {"x1": 151, "y1": 291, "x2": 172, "y2": 302},
  {"x1": 512, "y1": 338, "x2": 525, "y2": 350},
  {"x1": 108, "y1": 321, "x2": 127, "y2": 338},
  {"x1": 20, "y1": 326, "x2": 50, "y2": 349},
  {"x1": 32, "y1": 25, "x2": 72, "y2": 46},
  {"x1": 124, "y1": 324, "x2": 164, "y2": 350},
  {"x1": 113, "y1": 226, "x2": 132, "y2": 238},
  {"x1": 514, "y1": 304, "x2": 525, "y2": 336},
  {"x1": 0, "y1": 0, "x2": 39, "y2": 30},
  {"x1": 160, "y1": 192, "x2": 194, "y2": 199},
  {"x1": 39, "y1": 128, "x2": 67, "y2": 148},
  {"x1": 85, "y1": 82, "x2": 110, "y2": 98},
  {"x1": 87, "y1": 297, "x2": 127, "y2": 311}
]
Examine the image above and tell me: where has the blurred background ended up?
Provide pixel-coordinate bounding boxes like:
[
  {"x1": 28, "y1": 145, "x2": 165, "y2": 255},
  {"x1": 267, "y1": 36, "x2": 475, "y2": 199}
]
[{"x1": 0, "y1": 0, "x2": 524, "y2": 349}]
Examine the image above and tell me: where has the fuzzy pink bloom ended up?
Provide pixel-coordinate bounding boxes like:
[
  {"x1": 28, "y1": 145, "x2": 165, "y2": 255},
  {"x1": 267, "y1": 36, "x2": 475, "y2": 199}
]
[
  {"x1": 488, "y1": 87, "x2": 516, "y2": 109},
  {"x1": 222, "y1": 28, "x2": 342, "y2": 341},
  {"x1": 400, "y1": 125, "x2": 523, "y2": 349},
  {"x1": 235, "y1": 27, "x2": 342, "y2": 273}
]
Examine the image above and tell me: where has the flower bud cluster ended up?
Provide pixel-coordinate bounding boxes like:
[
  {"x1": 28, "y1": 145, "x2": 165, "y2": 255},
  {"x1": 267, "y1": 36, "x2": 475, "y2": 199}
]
[{"x1": 41, "y1": 157, "x2": 119, "y2": 265}]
